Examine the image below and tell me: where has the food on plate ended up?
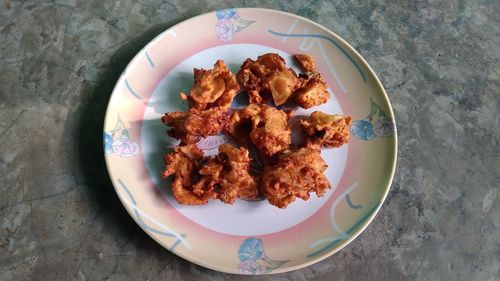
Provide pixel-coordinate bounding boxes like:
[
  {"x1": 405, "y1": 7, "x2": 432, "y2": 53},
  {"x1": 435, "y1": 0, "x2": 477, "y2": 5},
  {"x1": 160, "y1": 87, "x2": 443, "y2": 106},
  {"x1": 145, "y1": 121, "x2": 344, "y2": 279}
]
[
  {"x1": 162, "y1": 145, "x2": 207, "y2": 205},
  {"x1": 237, "y1": 53, "x2": 329, "y2": 108},
  {"x1": 226, "y1": 104, "x2": 291, "y2": 157},
  {"x1": 300, "y1": 111, "x2": 352, "y2": 149},
  {"x1": 261, "y1": 148, "x2": 331, "y2": 208},
  {"x1": 293, "y1": 54, "x2": 330, "y2": 108},
  {"x1": 183, "y1": 60, "x2": 239, "y2": 110},
  {"x1": 236, "y1": 53, "x2": 300, "y2": 105},
  {"x1": 192, "y1": 143, "x2": 259, "y2": 203},
  {"x1": 267, "y1": 69, "x2": 300, "y2": 106},
  {"x1": 294, "y1": 73, "x2": 330, "y2": 109},
  {"x1": 161, "y1": 107, "x2": 228, "y2": 144},
  {"x1": 162, "y1": 143, "x2": 258, "y2": 205},
  {"x1": 293, "y1": 54, "x2": 317, "y2": 72},
  {"x1": 161, "y1": 55, "x2": 352, "y2": 207}
]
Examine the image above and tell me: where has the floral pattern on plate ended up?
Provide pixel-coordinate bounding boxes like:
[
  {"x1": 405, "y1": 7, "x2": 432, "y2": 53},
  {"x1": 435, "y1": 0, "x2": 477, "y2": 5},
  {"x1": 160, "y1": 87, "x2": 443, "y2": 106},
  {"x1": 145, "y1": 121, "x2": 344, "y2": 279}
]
[
  {"x1": 238, "y1": 238, "x2": 289, "y2": 274},
  {"x1": 351, "y1": 99, "x2": 395, "y2": 140},
  {"x1": 215, "y1": 8, "x2": 255, "y2": 42},
  {"x1": 104, "y1": 115, "x2": 140, "y2": 157}
]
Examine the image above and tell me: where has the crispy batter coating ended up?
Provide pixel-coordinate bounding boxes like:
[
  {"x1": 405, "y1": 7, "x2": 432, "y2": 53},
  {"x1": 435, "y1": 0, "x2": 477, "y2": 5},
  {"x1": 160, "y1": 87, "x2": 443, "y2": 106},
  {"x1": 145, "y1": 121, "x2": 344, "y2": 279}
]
[
  {"x1": 261, "y1": 148, "x2": 331, "y2": 208},
  {"x1": 294, "y1": 73, "x2": 330, "y2": 109},
  {"x1": 162, "y1": 145, "x2": 207, "y2": 205},
  {"x1": 161, "y1": 54, "x2": 348, "y2": 207},
  {"x1": 162, "y1": 107, "x2": 228, "y2": 144},
  {"x1": 219, "y1": 144, "x2": 259, "y2": 202},
  {"x1": 226, "y1": 104, "x2": 291, "y2": 156},
  {"x1": 161, "y1": 112, "x2": 197, "y2": 144},
  {"x1": 191, "y1": 158, "x2": 223, "y2": 200},
  {"x1": 236, "y1": 53, "x2": 299, "y2": 105},
  {"x1": 249, "y1": 105, "x2": 292, "y2": 156},
  {"x1": 293, "y1": 54, "x2": 317, "y2": 72},
  {"x1": 292, "y1": 54, "x2": 330, "y2": 108},
  {"x1": 300, "y1": 111, "x2": 352, "y2": 149},
  {"x1": 186, "y1": 60, "x2": 239, "y2": 110},
  {"x1": 192, "y1": 144, "x2": 259, "y2": 203},
  {"x1": 225, "y1": 109, "x2": 253, "y2": 145},
  {"x1": 266, "y1": 69, "x2": 299, "y2": 106}
]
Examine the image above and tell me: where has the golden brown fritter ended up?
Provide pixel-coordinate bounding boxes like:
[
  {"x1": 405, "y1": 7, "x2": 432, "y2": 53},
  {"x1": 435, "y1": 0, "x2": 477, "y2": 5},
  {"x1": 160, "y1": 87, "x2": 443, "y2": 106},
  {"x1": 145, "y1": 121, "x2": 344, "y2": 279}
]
[
  {"x1": 162, "y1": 107, "x2": 228, "y2": 144},
  {"x1": 161, "y1": 55, "x2": 348, "y2": 208},
  {"x1": 162, "y1": 144, "x2": 258, "y2": 205},
  {"x1": 219, "y1": 144, "x2": 260, "y2": 201},
  {"x1": 266, "y1": 69, "x2": 299, "y2": 106},
  {"x1": 300, "y1": 111, "x2": 352, "y2": 149},
  {"x1": 225, "y1": 109, "x2": 253, "y2": 145},
  {"x1": 162, "y1": 145, "x2": 207, "y2": 205},
  {"x1": 236, "y1": 53, "x2": 300, "y2": 105},
  {"x1": 161, "y1": 111, "x2": 196, "y2": 144},
  {"x1": 293, "y1": 54, "x2": 317, "y2": 72},
  {"x1": 185, "y1": 60, "x2": 239, "y2": 110},
  {"x1": 294, "y1": 73, "x2": 330, "y2": 109},
  {"x1": 261, "y1": 148, "x2": 331, "y2": 208},
  {"x1": 191, "y1": 158, "x2": 223, "y2": 200},
  {"x1": 291, "y1": 53, "x2": 331, "y2": 108},
  {"x1": 226, "y1": 104, "x2": 292, "y2": 157},
  {"x1": 191, "y1": 144, "x2": 259, "y2": 204}
]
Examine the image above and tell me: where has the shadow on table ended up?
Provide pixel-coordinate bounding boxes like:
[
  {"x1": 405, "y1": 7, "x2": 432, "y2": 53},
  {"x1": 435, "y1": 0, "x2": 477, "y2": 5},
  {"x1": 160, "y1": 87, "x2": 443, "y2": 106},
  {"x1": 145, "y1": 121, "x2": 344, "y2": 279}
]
[{"x1": 73, "y1": 18, "x2": 206, "y2": 270}]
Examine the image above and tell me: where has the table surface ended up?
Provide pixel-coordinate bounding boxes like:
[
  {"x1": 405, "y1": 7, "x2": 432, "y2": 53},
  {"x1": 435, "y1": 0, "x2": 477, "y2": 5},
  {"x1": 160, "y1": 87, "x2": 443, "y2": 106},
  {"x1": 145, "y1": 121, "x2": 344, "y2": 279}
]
[{"x1": 1, "y1": 0, "x2": 499, "y2": 280}]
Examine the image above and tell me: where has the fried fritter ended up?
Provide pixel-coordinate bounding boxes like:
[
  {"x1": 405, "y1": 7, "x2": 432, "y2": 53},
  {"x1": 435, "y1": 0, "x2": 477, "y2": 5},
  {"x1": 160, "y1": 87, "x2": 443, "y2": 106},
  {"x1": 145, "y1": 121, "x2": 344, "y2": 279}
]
[
  {"x1": 300, "y1": 111, "x2": 352, "y2": 149},
  {"x1": 226, "y1": 104, "x2": 292, "y2": 157},
  {"x1": 162, "y1": 145, "x2": 207, "y2": 205},
  {"x1": 266, "y1": 69, "x2": 299, "y2": 106},
  {"x1": 192, "y1": 144, "x2": 259, "y2": 203},
  {"x1": 291, "y1": 53, "x2": 331, "y2": 108},
  {"x1": 219, "y1": 144, "x2": 260, "y2": 201},
  {"x1": 236, "y1": 53, "x2": 300, "y2": 105},
  {"x1": 294, "y1": 73, "x2": 330, "y2": 109},
  {"x1": 293, "y1": 54, "x2": 317, "y2": 72},
  {"x1": 162, "y1": 107, "x2": 228, "y2": 144},
  {"x1": 225, "y1": 109, "x2": 253, "y2": 145},
  {"x1": 185, "y1": 60, "x2": 239, "y2": 110},
  {"x1": 161, "y1": 54, "x2": 348, "y2": 208},
  {"x1": 261, "y1": 148, "x2": 331, "y2": 208},
  {"x1": 191, "y1": 158, "x2": 223, "y2": 200}
]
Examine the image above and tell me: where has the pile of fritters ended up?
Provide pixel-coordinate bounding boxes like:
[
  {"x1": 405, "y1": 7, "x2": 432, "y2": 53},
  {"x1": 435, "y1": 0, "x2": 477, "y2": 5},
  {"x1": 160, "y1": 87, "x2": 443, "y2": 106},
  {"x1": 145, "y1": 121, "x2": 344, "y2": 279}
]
[{"x1": 162, "y1": 54, "x2": 352, "y2": 208}]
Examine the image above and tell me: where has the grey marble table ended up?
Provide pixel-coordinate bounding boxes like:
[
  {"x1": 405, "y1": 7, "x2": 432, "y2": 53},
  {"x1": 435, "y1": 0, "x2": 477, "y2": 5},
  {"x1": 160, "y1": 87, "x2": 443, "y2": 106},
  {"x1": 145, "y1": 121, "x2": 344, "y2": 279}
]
[{"x1": 0, "y1": 0, "x2": 499, "y2": 280}]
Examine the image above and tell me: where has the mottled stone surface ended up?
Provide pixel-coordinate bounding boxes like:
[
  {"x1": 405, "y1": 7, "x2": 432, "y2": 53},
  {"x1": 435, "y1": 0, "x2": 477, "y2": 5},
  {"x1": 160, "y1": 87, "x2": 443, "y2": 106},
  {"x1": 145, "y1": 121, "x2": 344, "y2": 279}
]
[{"x1": 0, "y1": 0, "x2": 499, "y2": 280}]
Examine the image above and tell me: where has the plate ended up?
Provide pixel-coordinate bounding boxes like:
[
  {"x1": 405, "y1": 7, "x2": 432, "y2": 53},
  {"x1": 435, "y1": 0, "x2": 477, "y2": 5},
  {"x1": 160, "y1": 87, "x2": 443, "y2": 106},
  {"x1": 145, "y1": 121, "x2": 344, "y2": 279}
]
[{"x1": 103, "y1": 8, "x2": 397, "y2": 274}]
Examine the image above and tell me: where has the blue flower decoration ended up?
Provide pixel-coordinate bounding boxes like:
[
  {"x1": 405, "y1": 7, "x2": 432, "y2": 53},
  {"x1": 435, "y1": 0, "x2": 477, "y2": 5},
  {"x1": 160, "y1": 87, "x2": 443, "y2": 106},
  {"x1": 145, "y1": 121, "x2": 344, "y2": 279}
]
[
  {"x1": 351, "y1": 119, "x2": 376, "y2": 140},
  {"x1": 216, "y1": 8, "x2": 237, "y2": 20},
  {"x1": 238, "y1": 238, "x2": 264, "y2": 262},
  {"x1": 103, "y1": 132, "x2": 114, "y2": 154}
]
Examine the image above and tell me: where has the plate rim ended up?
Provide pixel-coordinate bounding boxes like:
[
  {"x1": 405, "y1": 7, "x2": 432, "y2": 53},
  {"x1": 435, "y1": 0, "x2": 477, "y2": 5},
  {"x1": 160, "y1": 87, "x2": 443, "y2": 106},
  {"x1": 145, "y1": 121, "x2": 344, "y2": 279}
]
[{"x1": 103, "y1": 7, "x2": 398, "y2": 274}]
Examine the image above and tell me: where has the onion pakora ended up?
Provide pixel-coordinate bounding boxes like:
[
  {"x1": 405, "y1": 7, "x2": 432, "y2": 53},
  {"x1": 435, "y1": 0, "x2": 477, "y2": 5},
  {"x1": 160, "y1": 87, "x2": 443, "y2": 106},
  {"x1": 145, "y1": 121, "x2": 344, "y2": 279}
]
[
  {"x1": 300, "y1": 111, "x2": 352, "y2": 149},
  {"x1": 162, "y1": 145, "x2": 207, "y2": 205},
  {"x1": 161, "y1": 55, "x2": 352, "y2": 208},
  {"x1": 294, "y1": 73, "x2": 330, "y2": 109},
  {"x1": 293, "y1": 54, "x2": 317, "y2": 72},
  {"x1": 184, "y1": 60, "x2": 239, "y2": 110},
  {"x1": 261, "y1": 148, "x2": 331, "y2": 208},
  {"x1": 162, "y1": 107, "x2": 228, "y2": 144},
  {"x1": 192, "y1": 144, "x2": 259, "y2": 204},
  {"x1": 226, "y1": 104, "x2": 291, "y2": 157},
  {"x1": 292, "y1": 54, "x2": 330, "y2": 108},
  {"x1": 236, "y1": 53, "x2": 300, "y2": 105},
  {"x1": 162, "y1": 144, "x2": 259, "y2": 205},
  {"x1": 237, "y1": 53, "x2": 329, "y2": 108}
]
